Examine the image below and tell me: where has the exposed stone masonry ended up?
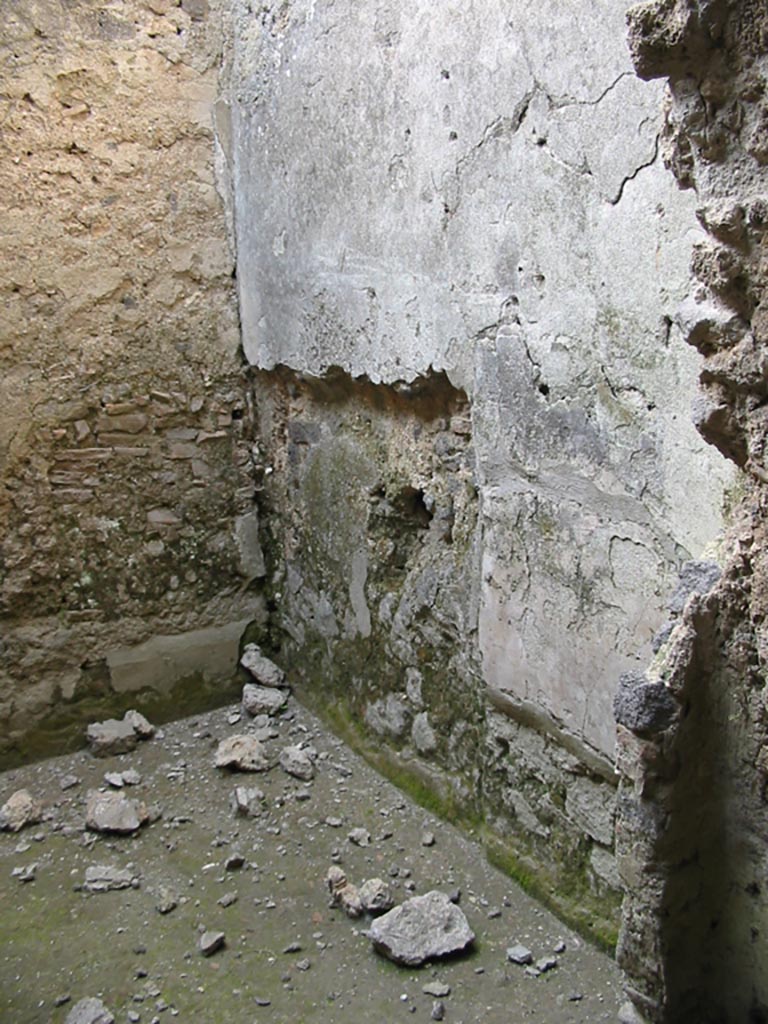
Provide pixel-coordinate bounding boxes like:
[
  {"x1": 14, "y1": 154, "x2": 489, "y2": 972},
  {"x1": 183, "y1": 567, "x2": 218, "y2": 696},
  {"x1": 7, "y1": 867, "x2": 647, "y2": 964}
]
[
  {"x1": 0, "y1": 0, "x2": 263, "y2": 764},
  {"x1": 616, "y1": 2, "x2": 768, "y2": 1020},
  {"x1": 2, "y1": 1, "x2": 765, "y2": 1008}
]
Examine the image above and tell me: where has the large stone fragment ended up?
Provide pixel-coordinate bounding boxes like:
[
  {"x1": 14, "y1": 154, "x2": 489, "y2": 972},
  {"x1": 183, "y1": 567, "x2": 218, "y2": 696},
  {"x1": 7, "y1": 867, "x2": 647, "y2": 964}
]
[
  {"x1": 86, "y1": 718, "x2": 138, "y2": 757},
  {"x1": 86, "y1": 710, "x2": 156, "y2": 757},
  {"x1": 215, "y1": 734, "x2": 271, "y2": 772},
  {"x1": 326, "y1": 865, "x2": 363, "y2": 918},
  {"x1": 613, "y1": 672, "x2": 678, "y2": 735},
  {"x1": 85, "y1": 790, "x2": 149, "y2": 834},
  {"x1": 279, "y1": 744, "x2": 315, "y2": 781},
  {"x1": 0, "y1": 789, "x2": 43, "y2": 832},
  {"x1": 367, "y1": 890, "x2": 475, "y2": 966},
  {"x1": 123, "y1": 709, "x2": 156, "y2": 739},
  {"x1": 84, "y1": 864, "x2": 139, "y2": 892},
  {"x1": 359, "y1": 877, "x2": 394, "y2": 914},
  {"x1": 242, "y1": 683, "x2": 288, "y2": 717},
  {"x1": 231, "y1": 785, "x2": 266, "y2": 817},
  {"x1": 240, "y1": 644, "x2": 286, "y2": 688},
  {"x1": 200, "y1": 930, "x2": 226, "y2": 957},
  {"x1": 65, "y1": 997, "x2": 114, "y2": 1024}
]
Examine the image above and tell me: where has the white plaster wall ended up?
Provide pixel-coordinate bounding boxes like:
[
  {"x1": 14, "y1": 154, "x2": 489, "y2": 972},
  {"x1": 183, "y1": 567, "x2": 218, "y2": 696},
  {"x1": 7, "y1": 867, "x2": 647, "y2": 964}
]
[{"x1": 227, "y1": 0, "x2": 734, "y2": 758}]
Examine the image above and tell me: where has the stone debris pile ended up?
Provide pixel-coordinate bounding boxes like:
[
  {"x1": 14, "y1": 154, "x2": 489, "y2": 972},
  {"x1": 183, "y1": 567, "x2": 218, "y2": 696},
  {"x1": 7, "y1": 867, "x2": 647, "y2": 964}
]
[
  {"x1": 241, "y1": 644, "x2": 291, "y2": 717},
  {"x1": 0, "y1": 662, "x2": 620, "y2": 1021}
]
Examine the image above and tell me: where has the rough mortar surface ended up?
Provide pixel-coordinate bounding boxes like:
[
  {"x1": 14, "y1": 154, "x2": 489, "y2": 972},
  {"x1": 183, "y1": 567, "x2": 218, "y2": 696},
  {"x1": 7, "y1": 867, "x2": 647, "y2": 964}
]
[
  {"x1": 616, "y1": 2, "x2": 768, "y2": 1021},
  {"x1": 0, "y1": 0, "x2": 263, "y2": 760}
]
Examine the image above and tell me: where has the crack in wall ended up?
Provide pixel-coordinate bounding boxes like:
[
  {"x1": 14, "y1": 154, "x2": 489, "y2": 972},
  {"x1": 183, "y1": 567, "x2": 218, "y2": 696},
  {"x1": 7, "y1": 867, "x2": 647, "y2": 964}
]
[{"x1": 608, "y1": 135, "x2": 660, "y2": 205}]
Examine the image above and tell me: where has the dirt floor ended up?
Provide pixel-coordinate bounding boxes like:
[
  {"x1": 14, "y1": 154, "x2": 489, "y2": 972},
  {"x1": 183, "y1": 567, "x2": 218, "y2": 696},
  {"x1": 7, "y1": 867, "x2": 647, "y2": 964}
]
[{"x1": 0, "y1": 697, "x2": 621, "y2": 1023}]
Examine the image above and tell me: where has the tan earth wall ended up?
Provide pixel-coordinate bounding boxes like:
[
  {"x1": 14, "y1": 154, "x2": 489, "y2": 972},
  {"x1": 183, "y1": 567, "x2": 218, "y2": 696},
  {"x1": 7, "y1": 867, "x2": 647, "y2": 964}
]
[{"x1": 0, "y1": 0, "x2": 264, "y2": 764}]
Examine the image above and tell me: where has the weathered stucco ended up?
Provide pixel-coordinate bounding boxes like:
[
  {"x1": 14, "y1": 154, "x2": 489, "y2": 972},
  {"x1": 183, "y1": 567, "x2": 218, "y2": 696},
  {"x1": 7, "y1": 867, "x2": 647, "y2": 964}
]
[
  {"x1": 0, "y1": 0, "x2": 265, "y2": 763},
  {"x1": 3, "y1": 0, "x2": 765, "y2": 996},
  {"x1": 224, "y1": 0, "x2": 733, "y2": 930},
  {"x1": 615, "y1": 2, "x2": 768, "y2": 1021}
]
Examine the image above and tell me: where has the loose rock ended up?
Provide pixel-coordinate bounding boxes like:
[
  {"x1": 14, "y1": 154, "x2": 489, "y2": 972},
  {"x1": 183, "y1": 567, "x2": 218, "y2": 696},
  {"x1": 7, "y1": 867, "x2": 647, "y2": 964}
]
[
  {"x1": 84, "y1": 864, "x2": 139, "y2": 892},
  {"x1": 359, "y1": 877, "x2": 395, "y2": 914},
  {"x1": 0, "y1": 789, "x2": 43, "y2": 832},
  {"x1": 231, "y1": 785, "x2": 266, "y2": 817},
  {"x1": 85, "y1": 790, "x2": 149, "y2": 835},
  {"x1": 65, "y1": 997, "x2": 115, "y2": 1024},
  {"x1": 242, "y1": 683, "x2": 289, "y2": 717},
  {"x1": 214, "y1": 735, "x2": 271, "y2": 772},
  {"x1": 326, "y1": 865, "x2": 363, "y2": 918},
  {"x1": 423, "y1": 982, "x2": 451, "y2": 998},
  {"x1": 367, "y1": 890, "x2": 475, "y2": 966},
  {"x1": 506, "y1": 943, "x2": 533, "y2": 965},
  {"x1": 12, "y1": 863, "x2": 37, "y2": 883},
  {"x1": 240, "y1": 644, "x2": 286, "y2": 688},
  {"x1": 123, "y1": 709, "x2": 155, "y2": 739},
  {"x1": 536, "y1": 955, "x2": 558, "y2": 973},
  {"x1": 279, "y1": 744, "x2": 315, "y2": 781},
  {"x1": 348, "y1": 827, "x2": 371, "y2": 847},
  {"x1": 155, "y1": 886, "x2": 179, "y2": 914},
  {"x1": 86, "y1": 719, "x2": 138, "y2": 757},
  {"x1": 199, "y1": 930, "x2": 226, "y2": 957}
]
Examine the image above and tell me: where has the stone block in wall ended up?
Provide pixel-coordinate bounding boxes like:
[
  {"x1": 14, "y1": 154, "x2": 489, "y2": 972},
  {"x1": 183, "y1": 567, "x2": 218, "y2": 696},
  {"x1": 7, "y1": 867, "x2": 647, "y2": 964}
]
[
  {"x1": 565, "y1": 775, "x2": 616, "y2": 846},
  {"x1": 234, "y1": 511, "x2": 266, "y2": 579}
]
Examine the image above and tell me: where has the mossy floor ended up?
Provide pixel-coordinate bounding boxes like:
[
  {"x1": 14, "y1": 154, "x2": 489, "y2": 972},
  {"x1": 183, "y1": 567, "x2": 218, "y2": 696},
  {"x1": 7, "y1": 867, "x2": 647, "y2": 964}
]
[{"x1": 0, "y1": 700, "x2": 620, "y2": 1023}]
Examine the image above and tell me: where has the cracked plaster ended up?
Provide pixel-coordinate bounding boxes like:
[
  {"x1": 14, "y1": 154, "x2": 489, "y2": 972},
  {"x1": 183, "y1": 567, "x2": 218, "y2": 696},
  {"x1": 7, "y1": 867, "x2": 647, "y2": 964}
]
[{"x1": 225, "y1": 0, "x2": 734, "y2": 764}]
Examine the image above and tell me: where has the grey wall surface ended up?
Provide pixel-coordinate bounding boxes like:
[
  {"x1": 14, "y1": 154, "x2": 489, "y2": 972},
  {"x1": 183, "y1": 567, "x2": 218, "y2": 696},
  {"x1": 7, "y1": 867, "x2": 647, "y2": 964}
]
[{"x1": 226, "y1": 0, "x2": 732, "y2": 761}]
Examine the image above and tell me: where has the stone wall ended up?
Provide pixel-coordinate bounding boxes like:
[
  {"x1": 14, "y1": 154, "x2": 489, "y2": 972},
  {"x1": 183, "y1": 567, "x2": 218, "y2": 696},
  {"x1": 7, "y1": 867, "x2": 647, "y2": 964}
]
[
  {"x1": 225, "y1": 0, "x2": 734, "y2": 937},
  {"x1": 0, "y1": 0, "x2": 265, "y2": 764},
  {"x1": 616, "y1": 1, "x2": 768, "y2": 1021},
  {"x1": 3, "y1": 0, "x2": 762, "y2": 984}
]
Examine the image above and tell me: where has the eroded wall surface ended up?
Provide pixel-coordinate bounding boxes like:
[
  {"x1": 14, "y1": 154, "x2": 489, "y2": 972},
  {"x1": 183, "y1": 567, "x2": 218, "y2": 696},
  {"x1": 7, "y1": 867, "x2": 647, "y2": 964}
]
[
  {"x1": 616, "y1": 2, "x2": 768, "y2": 1022},
  {"x1": 0, "y1": 0, "x2": 265, "y2": 763},
  {"x1": 226, "y1": 0, "x2": 733, "y2": 931}
]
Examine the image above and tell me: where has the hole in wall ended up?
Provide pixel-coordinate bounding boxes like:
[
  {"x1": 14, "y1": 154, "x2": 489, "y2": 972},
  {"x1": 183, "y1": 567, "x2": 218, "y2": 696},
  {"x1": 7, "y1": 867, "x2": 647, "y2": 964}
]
[{"x1": 391, "y1": 486, "x2": 433, "y2": 529}]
